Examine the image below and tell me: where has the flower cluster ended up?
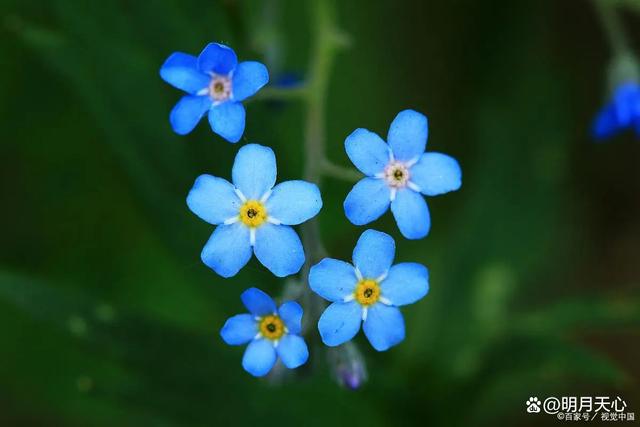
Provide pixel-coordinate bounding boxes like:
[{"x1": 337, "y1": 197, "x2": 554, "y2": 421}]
[{"x1": 160, "y1": 42, "x2": 461, "y2": 378}]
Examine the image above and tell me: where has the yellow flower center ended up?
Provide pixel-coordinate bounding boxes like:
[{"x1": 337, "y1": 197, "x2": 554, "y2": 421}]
[
  {"x1": 239, "y1": 200, "x2": 267, "y2": 228},
  {"x1": 259, "y1": 315, "x2": 285, "y2": 340},
  {"x1": 209, "y1": 75, "x2": 232, "y2": 102},
  {"x1": 384, "y1": 162, "x2": 410, "y2": 188},
  {"x1": 354, "y1": 279, "x2": 380, "y2": 306}
]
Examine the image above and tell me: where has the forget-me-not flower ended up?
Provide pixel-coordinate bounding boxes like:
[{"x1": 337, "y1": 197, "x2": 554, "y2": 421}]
[
  {"x1": 160, "y1": 42, "x2": 269, "y2": 142},
  {"x1": 187, "y1": 144, "x2": 322, "y2": 278},
  {"x1": 310, "y1": 229, "x2": 429, "y2": 351},
  {"x1": 593, "y1": 82, "x2": 640, "y2": 140},
  {"x1": 343, "y1": 109, "x2": 461, "y2": 239},
  {"x1": 221, "y1": 287, "x2": 309, "y2": 377}
]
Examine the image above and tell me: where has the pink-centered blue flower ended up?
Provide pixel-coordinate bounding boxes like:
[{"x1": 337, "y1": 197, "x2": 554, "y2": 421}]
[
  {"x1": 187, "y1": 144, "x2": 322, "y2": 278},
  {"x1": 160, "y1": 42, "x2": 269, "y2": 142},
  {"x1": 344, "y1": 109, "x2": 462, "y2": 239},
  {"x1": 221, "y1": 288, "x2": 308, "y2": 377},
  {"x1": 310, "y1": 229, "x2": 429, "y2": 351}
]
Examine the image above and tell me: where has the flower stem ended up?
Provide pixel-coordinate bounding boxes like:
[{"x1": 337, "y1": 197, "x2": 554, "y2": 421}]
[
  {"x1": 300, "y1": 0, "x2": 342, "y2": 334},
  {"x1": 592, "y1": 0, "x2": 631, "y2": 57},
  {"x1": 249, "y1": 85, "x2": 308, "y2": 103}
]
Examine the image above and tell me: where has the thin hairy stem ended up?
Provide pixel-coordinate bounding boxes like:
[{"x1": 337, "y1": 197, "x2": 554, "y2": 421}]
[{"x1": 299, "y1": 0, "x2": 347, "y2": 339}]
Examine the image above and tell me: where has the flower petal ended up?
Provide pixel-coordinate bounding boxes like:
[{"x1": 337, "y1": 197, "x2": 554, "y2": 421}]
[
  {"x1": 265, "y1": 180, "x2": 322, "y2": 225},
  {"x1": 276, "y1": 334, "x2": 308, "y2": 369},
  {"x1": 352, "y1": 229, "x2": 395, "y2": 279},
  {"x1": 241, "y1": 287, "x2": 277, "y2": 316},
  {"x1": 343, "y1": 178, "x2": 391, "y2": 226},
  {"x1": 593, "y1": 104, "x2": 620, "y2": 140},
  {"x1": 200, "y1": 223, "x2": 252, "y2": 278},
  {"x1": 380, "y1": 263, "x2": 429, "y2": 306},
  {"x1": 317, "y1": 301, "x2": 362, "y2": 347},
  {"x1": 242, "y1": 338, "x2": 276, "y2": 377},
  {"x1": 169, "y1": 95, "x2": 211, "y2": 135},
  {"x1": 209, "y1": 102, "x2": 246, "y2": 143},
  {"x1": 387, "y1": 109, "x2": 428, "y2": 161},
  {"x1": 363, "y1": 304, "x2": 405, "y2": 351},
  {"x1": 197, "y1": 42, "x2": 237, "y2": 75},
  {"x1": 232, "y1": 144, "x2": 277, "y2": 199},
  {"x1": 186, "y1": 175, "x2": 240, "y2": 225},
  {"x1": 159, "y1": 52, "x2": 210, "y2": 94},
  {"x1": 220, "y1": 314, "x2": 257, "y2": 345},
  {"x1": 278, "y1": 301, "x2": 303, "y2": 334},
  {"x1": 254, "y1": 224, "x2": 304, "y2": 277},
  {"x1": 232, "y1": 61, "x2": 269, "y2": 102},
  {"x1": 410, "y1": 152, "x2": 462, "y2": 196},
  {"x1": 309, "y1": 258, "x2": 358, "y2": 302},
  {"x1": 344, "y1": 128, "x2": 390, "y2": 176},
  {"x1": 391, "y1": 189, "x2": 430, "y2": 240}
]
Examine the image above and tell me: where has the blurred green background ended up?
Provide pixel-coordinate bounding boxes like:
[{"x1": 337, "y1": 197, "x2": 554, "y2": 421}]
[{"x1": 1, "y1": 0, "x2": 639, "y2": 425}]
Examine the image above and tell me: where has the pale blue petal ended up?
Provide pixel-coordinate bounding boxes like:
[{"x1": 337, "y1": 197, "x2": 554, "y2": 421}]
[
  {"x1": 410, "y1": 152, "x2": 461, "y2": 196},
  {"x1": 391, "y1": 189, "x2": 430, "y2": 240},
  {"x1": 160, "y1": 52, "x2": 210, "y2": 94},
  {"x1": 209, "y1": 102, "x2": 246, "y2": 143},
  {"x1": 197, "y1": 42, "x2": 237, "y2": 75},
  {"x1": 266, "y1": 180, "x2": 322, "y2": 225},
  {"x1": 276, "y1": 334, "x2": 308, "y2": 369},
  {"x1": 169, "y1": 95, "x2": 211, "y2": 135},
  {"x1": 344, "y1": 128, "x2": 390, "y2": 176},
  {"x1": 343, "y1": 178, "x2": 390, "y2": 226},
  {"x1": 200, "y1": 223, "x2": 252, "y2": 278},
  {"x1": 232, "y1": 144, "x2": 277, "y2": 199},
  {"x1": 241, "y1": 287, "x2": 277, "y2": 316},
  {"x1": 380, "y1": 263, "x2": 429, "y2": 306},
  {"x1": 186, "y1": 175, "x2": 240, "y2": 225},
  {"x1": 278, "y1": 301, "x2": 303, "y2": 334},
  {"x1": 232, "y1": 61, "x2": 269, "y2": 101},
  {"x1": 317, "y1": 301, "x2": 362, "y2": 347},
  {"x1": 242, "y1": 339, "x2": 276, "y2": 377},
  {"x1": 220, "y1": 314, "x2": 257, "y2": 345},
  {"x1": 363, "y1": 304, "x2": 405, "y2": 351},
  {"x1": 352, "y1": 229, "x2": 395, "y2": 279},
  {"x1": 309, "y1": 258, "x2": 357, "y2": 302},
  {"x1": 387, "y1": 109, "x2": 428, "y2": 161},
  {"x1": 254, "y1": 224, "x2": 304, "y2": 277}
]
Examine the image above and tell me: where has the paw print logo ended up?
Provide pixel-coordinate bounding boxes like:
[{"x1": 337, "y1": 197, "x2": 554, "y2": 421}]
[{"x1": 526, "y1": 397, "x2": 541, "y2": 413}]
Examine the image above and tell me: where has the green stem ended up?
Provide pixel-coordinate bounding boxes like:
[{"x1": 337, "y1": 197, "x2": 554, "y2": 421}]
[
  {"x1": 321, "y1": 160, "x2": 362, "y2": 182},
  {"x1": 300, "y1": 0, "x2": 341, "y2": 334},
  {"x1": 593, "y1": 0, "x2": 631, "y2": 56},
  {"x1": 248, "y1": 85, "x2": 308, "y2": 103}
]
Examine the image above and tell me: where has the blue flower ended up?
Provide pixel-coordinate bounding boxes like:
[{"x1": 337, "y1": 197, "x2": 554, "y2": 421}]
[
  {"x1": 221, "y1": 287, "x2": 309, "y2": 377},
  {"x1": 187, "y1": 144, "x2": 322, "y2": 277},
  {"x1": 343, "y1": 109, "x2": 461, "y2": 239},
  {"x1": 310, "y1": 229, "x2": 429, "y2": 351},
  {"x1": 160, "y1": 42, "x2": 269, "y2": 142},
  {"x1": 592, "y1": 82, "x2": 640, "y2": 140}
]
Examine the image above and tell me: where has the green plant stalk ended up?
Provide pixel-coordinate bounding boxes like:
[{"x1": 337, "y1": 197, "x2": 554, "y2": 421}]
[
  {"x1": 593, "y1": 0, "x2": 631, "y2": 56},
  {"x1": 299, "y1": 0, "x2": 335, "y2": 336}
]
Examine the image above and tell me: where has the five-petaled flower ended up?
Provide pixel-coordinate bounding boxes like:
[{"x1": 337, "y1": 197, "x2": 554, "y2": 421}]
[
  {"x1": 221, "y1": 287, "x2": 309, "y2": 377},
  {"x1": 160, "y1": 42, "x2": 269, "y2": 142},
  {"x1": 187, "y1": 143, "x2": 322, "y2": 277},
  {"x1": 593, "y1": 81, "x2": 640, "y2": 141},
  {"x1": 343, "y1": 109, "x2": 462, "y2": 239},
  {"x1": 309, "y1": 229, "x2": 429, "y2": 351}
]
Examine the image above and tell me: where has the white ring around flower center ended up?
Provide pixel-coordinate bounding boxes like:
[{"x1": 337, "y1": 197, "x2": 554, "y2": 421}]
[
  {"x1": 209, "y1": 74, "x2": 232, "y2": 102},
  {"x1": 383, "y1": 161, "x2": 410, "y2": 188}
]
